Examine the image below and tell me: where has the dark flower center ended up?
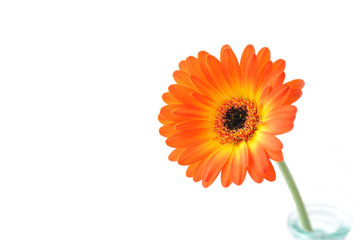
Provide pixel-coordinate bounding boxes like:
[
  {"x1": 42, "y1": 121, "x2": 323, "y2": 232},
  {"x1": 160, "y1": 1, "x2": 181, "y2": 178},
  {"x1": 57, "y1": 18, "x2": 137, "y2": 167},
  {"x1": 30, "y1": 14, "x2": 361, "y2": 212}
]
[
  {"x1": 224, "y1": 107, "x2": 248, "y2": 130},
  {"x1": 214, "y1": 97, "x2": 260, "y2": 145}
]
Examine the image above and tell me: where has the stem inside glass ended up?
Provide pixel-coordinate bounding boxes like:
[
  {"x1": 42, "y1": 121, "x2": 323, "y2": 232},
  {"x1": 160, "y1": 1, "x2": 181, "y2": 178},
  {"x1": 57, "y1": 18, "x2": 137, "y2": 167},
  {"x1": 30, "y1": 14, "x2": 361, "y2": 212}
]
[{"x1": 288, "y1": 204, "x2": 352, "y2": 240}]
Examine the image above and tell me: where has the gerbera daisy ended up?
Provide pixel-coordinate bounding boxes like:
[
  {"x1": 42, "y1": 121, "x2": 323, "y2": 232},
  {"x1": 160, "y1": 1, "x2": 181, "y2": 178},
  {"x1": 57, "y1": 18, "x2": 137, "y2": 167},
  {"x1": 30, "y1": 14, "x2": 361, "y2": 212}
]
[{"x1": 159, "y1": 44, "x2": 304, "y2": 188}]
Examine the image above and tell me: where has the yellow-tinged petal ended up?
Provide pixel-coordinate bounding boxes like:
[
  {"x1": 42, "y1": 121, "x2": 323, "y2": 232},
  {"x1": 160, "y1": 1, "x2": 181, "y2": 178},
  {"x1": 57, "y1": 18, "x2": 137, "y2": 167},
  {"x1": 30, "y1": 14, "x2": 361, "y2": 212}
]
[
  {"x1": 221, "y1": 156, "x2": 233, "y2": 187},
  {"x1": 256, "y1": 61, "x2": 272, "y2": 94},
  {"x1": 198, "y1": 51, "x2": 223, "y2": 95},
  {"x1": 189, "y1": 74, "x2": 220, "y2": 100},
  {"x1": 178, "y1": 141, "x2": 218, "y2": 166},
  {"x1": 262, "y1": 85, "x2": 291, "y2": 112},
  {"x1": 257, "y1": 84, "x2": 271, "y2": 105},
  {"x1": 261, "y1": 118, "x2": 294, "y2": 135},
  {"x1": 190, "y1": 92, "x2": 215, "y2": 108},
  {"x1": 239, "y1": 141, "x2": 249, "y2": 167},
  {"x1": 260, "y1": 105, "x2": 297, "y2": 135},
  {"x1": 231, "y1": 144, "x2": 247, "y2": 185},
  {"x1": 206, "y1": 55, "x2": 232, "y2": 96},
  {"x1": 256, "y1": 132, "x2": 283, "y2": 152},
  {"x1": 264, "y1": 105, "x2": 297, "y2": 121},
  {"x1": 202, "y1": 146, "x2": 232, "y2": 183},
  {"x1": 221, "y1": 45, "x2": 242, "y2": 93},
  {"x1": 244, "y1": 54, "x2": 258, "y2": 95},
  {"x1": 240, "y1": 44, "x2": 255, "y2": 75},
  {"x1": 247, "y1": 143, "x2": 268, "y2": 183},
  {"x1": 259, "y1": 71, "x2": 285, "y2": 92}
]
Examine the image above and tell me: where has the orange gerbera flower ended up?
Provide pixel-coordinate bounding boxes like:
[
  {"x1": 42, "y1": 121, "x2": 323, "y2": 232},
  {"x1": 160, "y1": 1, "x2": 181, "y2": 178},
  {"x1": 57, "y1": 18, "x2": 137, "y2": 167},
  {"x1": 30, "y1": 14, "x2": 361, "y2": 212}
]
[{"x1": 159, "y1": 44, "x2": 304, "y2": 188}]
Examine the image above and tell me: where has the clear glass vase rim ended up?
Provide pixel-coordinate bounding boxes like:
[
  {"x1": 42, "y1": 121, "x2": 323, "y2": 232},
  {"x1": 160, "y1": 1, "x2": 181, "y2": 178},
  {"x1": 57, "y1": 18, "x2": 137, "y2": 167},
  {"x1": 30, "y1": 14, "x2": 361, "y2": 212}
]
[{"x1": 288, "y1": 203, "x2": 352, "y2": 238}]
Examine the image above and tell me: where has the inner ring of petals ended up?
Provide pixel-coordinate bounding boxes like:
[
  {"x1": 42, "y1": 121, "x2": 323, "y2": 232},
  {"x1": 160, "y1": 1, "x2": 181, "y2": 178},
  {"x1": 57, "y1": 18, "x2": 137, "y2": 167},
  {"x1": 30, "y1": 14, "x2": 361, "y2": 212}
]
[{"x1": 213, "y1": 97, "x2": 261, "y2": 145}]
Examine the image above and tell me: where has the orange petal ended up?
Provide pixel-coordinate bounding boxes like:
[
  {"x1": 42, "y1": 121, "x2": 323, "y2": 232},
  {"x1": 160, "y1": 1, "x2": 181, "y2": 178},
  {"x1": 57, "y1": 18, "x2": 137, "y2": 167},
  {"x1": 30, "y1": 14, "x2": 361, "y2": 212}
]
[
  {"x1": 256, "y1": 61, "x2": 272, "y2": 94},
  {"x1": 266, "y1": 104, "x2": 297, "y2": 115},
  {"x1": 285, "y1": 79, "x2": 305, "y2": 90},
  {"x1": 206, "y1": 55, "x2": 231, "y2": 95},
  {"x1": 168, "y1": 84, "x2": 198, "y2": 107},
  {"x1": 158, "y1": 113, "x2": 172, "y2": 125},
  {"x1": 257, "y1": 132, "x2": 283, "y2": 152},
  {"x1": 172, "y1": 106, "x2": 209, "y2": 118},
  {"x1": 260, "y1": 71, "x2": 285, "y2": 92},
  {"x1": 162, "y1": 92, "x2": 179, "y2": 105},
  {"x1": 173, "y1": 70, "x2": 193, "y2": 87},
  {"x1": 247, "y1": 144, "x2": 267, "y2": 183},
  {"x1": 256, "y1": 47, "x2": 271, "y2": 71},
  {"x1": 264, "y1": 105, "x2": 297, "y2": 121},
  {"x1": 221, "y1": 157, "x2": 233, "y2": 187},
  {"x1": 193, "y1": 157, "x2": 209, "y2": 182},
  {"x1": 189, "y1": 74, "x2": 220, "y2": 99},
  {"x1": 261, "y1": 118, "x2": 294, "y2": 135},
  {"x1": 159, "y1": 104, "x2": 185, "y2": 122},
  {"x1": 264, "y1": 159, "x2": 276, "y2": 181},
  {"x1": 272, "y1": 59, "x2": 286, "y2": 71},
  {"x1": 257, "y1": 84, "x2": 271, "y2": 106},
  {"x1": 262, "y1": 85, "x2": 291, "y2": 111},
  {"x1": 247, "y1": 166, "x2": 263, "y2": 183},
  {"x1": 202, "y1": 147, "x2": 232, "y2": 184},
  {"x1": 186, "y1": 161, "x2": 200, "y2": 177},
  {"x1": 221, "y1": 45, "x2": 242, "y2": 92},
  {"x1": 174, "y1": 120, "x2": 211, "y2": 131},
  {"x1": 168, "y1": 148, "x2": 184, "y2": 162},
  {"x1": 284, "y1": 89, "x2": 302, "y2": 105},
  {"x1": 190, "y1": 92, "x2": 215, "y2": 108},
  {"x1": 240, "y1": 44, "x2": 255, "y2": 75},
  {"x1": 244, "y1": 54, "x2": 258, "y2": 94},
  {"x1": 231, "y1": 145, "x2": 247, "y2": 185},
  {"x1": 159, "y1": 122, "x2": 177, "y2": 137},
  {"x1": 198, "y1": 51, "x2": 222, "y2": 94},
  {"x1": 239, "y1": 141, "x2": 249, "y2": 167},
  {"x1": 186, "y1": 56, "x2": 207, "y2": 80},
  {"x1": 160, "y1": 104, "x2": 183, "y2": 114},
  {"x1": 202, "y1": 172, "x2": 220, "y2": 188},
  {"x1": 178, "y1": 141, "x2": 217, "y2": 166},
  {"x1": 266, "y1": 150, "x2": 284, "y2": 162},
  {"x1": 179, "y1": 60, "x2": 188, "y2": 72},
  {"x1": 165, "y1": 129, "x2": 210, "y2": 148}
]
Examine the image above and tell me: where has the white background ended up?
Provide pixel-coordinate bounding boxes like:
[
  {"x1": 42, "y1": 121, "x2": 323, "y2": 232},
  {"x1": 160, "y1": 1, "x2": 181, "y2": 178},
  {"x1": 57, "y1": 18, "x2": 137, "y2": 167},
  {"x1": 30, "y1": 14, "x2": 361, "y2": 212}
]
[{"x1": 0, "y1": 0, "x2": 360, "y2": 239}]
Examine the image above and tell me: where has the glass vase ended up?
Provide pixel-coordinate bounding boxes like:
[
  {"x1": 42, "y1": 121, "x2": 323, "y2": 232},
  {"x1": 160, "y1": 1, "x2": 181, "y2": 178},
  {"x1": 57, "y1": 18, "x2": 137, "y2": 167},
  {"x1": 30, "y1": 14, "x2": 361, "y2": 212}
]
[{"x1": 287, "y1": 204, "x2": 352, "y2": 240}]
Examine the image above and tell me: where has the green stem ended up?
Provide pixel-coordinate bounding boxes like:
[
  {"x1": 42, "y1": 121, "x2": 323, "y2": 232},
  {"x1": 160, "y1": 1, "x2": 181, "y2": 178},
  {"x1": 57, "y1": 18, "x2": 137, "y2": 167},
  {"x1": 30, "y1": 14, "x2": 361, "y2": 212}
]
[{"x1": 277, "y1": 160, "x2": 313, "y2": 232}]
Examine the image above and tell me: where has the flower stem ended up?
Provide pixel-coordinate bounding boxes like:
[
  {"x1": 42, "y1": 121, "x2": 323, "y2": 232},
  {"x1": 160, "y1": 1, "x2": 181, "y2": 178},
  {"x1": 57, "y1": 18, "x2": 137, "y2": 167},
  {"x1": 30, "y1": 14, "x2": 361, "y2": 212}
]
[{"x1": 277, "y1": 160, "x2": 313, "y2": 232}]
